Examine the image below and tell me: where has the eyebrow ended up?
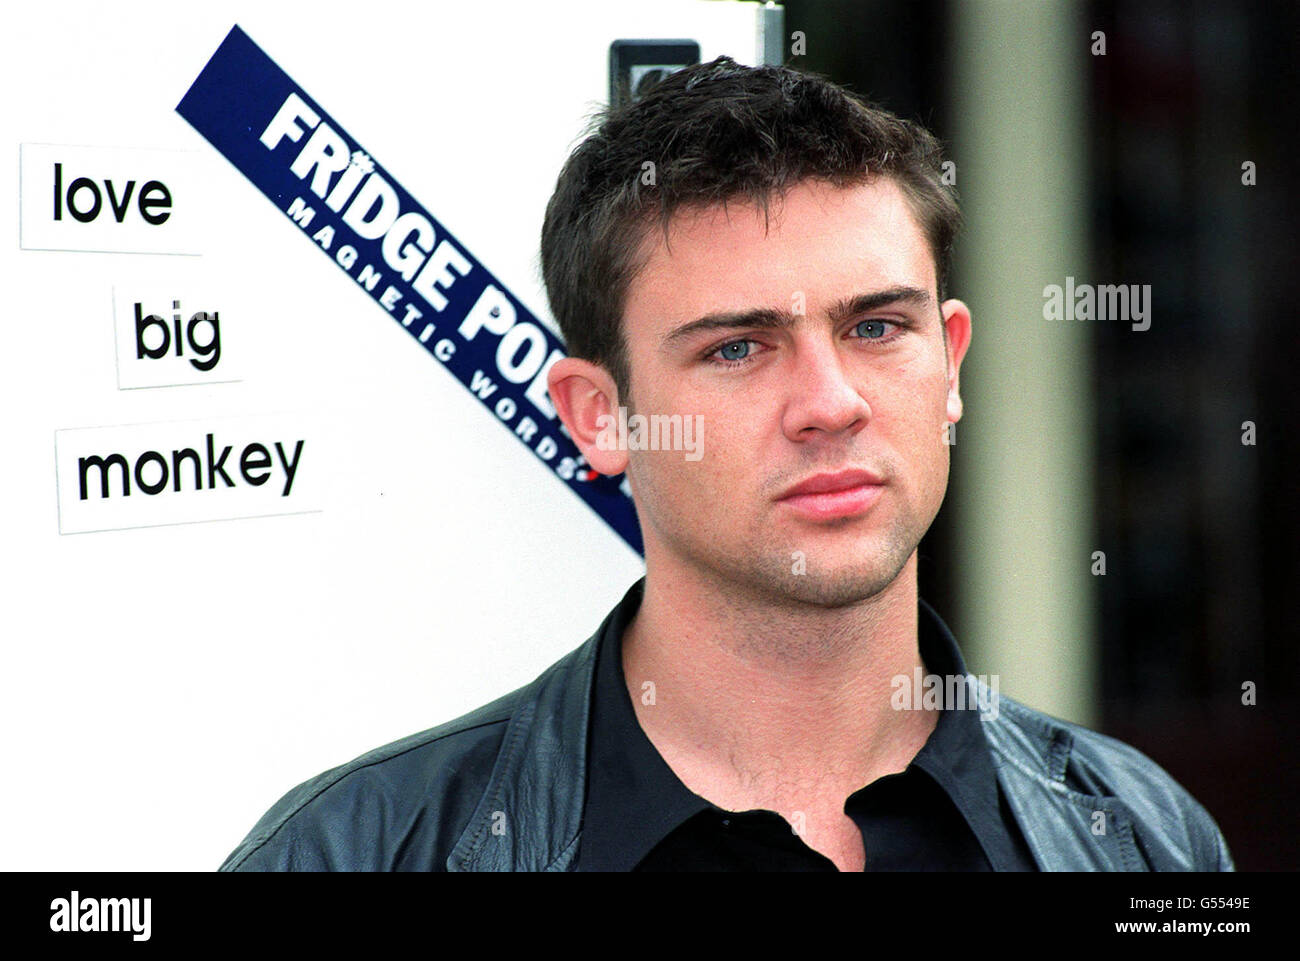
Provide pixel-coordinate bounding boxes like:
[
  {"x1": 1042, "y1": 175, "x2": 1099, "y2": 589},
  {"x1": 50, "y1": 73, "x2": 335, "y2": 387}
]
[{"x1": 660, "y1": 285, "x2": 935, "y2": 350}]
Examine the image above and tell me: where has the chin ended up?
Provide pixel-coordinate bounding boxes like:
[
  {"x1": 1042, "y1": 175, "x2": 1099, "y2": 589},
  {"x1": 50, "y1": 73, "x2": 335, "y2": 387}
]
[
  {"x1": 780, "y1": 568, "x2": 901, "y2": 608},
  {"x1": 720, "y1": 546, "x2": 909, "y2": 610},
  {"x1": 754, "y1": 520, "x2": 920, "y2": 606}
]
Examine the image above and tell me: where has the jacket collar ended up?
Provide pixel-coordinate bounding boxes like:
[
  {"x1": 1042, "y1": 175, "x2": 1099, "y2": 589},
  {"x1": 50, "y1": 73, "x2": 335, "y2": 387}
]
[
  {"x1": 448, "y1": 578, "x2": 1144, "y2": 871},
  {"x1": 977, "y1": 689, "x2": 1145, "y2": 871},
  {"x1": 445, "y1": 589, "x2": 612, "y2": 871}
]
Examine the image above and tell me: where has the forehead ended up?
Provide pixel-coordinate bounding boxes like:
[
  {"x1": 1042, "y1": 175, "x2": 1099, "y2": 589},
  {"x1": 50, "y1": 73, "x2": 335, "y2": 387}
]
[{"x1": 624, "y1": 177, "x2": 936, "y2": 329}]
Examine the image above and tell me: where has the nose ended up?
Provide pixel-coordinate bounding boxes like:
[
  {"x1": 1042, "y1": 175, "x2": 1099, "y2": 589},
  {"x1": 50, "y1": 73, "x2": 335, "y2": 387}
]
[{"x1": 779, "y1": 334, "x2": 872, "y2": 442}]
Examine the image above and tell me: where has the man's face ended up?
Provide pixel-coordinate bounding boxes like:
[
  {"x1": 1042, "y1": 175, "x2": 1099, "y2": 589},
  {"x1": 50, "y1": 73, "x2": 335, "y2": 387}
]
[{"x1": 617, "y1": 176, "x2": 971, "y2": 608}]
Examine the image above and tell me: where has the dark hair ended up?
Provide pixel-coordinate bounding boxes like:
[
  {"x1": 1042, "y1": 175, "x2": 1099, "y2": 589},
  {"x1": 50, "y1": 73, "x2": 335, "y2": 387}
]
[{"x1": 540, "y1": 55, "x2": 960, "y2": 400}]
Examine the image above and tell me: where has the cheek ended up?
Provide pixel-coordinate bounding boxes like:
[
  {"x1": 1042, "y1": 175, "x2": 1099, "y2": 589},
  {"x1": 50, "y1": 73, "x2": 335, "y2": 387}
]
[
  {"x1": 678, "y1": 392, "x2": 749, "y2": 457},
  {"x1": 878, "y1": 365, "x2": 948, "y2": 430},
  {"x1": 632, "y1": 408, "x2": 754, "y2": 506},
  {"x1": 876, "y1": 372, "x2": 952, "y2": 483}
]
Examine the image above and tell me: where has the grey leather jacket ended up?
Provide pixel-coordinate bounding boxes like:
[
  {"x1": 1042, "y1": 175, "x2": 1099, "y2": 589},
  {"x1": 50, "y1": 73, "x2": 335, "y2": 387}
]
[{"x1": 220, "y1": 582, "x2": 1235, "y2": 872}]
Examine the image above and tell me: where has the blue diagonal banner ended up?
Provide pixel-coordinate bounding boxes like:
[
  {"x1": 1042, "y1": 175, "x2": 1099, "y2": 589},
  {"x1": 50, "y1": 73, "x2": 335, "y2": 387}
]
[{"x1": 177, "y1": 25, "x2": 643, "y2": 555}]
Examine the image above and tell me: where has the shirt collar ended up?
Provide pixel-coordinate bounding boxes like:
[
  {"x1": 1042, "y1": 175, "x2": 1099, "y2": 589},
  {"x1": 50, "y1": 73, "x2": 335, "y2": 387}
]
[
  {"x1": 908, "y1": 597, "x2": 1021, "y2": 870},
  {"x1": 578, "y1": 580, "x2": 709, "y2": 871},
  {"x1": 577, "y1": 578, "x2": 1018, "y2": 871}
]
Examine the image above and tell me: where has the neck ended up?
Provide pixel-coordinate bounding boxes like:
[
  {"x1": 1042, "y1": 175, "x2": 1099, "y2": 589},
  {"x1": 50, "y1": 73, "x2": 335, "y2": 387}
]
[{"x1": 621, "y1": 552, "x2": 935, "y2": 808}]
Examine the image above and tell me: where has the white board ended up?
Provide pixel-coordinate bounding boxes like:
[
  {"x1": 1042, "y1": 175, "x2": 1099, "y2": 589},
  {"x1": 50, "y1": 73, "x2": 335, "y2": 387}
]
[{"x1": 0, "y1": 0, "x2": 775, "y2": 869}]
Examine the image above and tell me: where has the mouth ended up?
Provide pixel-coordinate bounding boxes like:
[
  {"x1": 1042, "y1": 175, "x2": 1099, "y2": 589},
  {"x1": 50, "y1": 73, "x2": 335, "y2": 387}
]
[{"x1": 775, "y1": 469, "x2": 886, "y2": 521}]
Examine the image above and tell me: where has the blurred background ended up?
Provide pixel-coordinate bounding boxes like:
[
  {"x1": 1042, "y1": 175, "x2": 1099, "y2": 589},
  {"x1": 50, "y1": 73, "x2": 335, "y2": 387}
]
[{"x1": 784, "y1": 0, "x2": 1297, "y2": 870}]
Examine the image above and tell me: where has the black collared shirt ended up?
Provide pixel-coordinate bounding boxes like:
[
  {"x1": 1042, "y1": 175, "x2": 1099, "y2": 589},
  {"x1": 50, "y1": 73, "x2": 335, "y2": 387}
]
[{"x1": 575, "y1": 580, "x2": 1040, "y2": 871}]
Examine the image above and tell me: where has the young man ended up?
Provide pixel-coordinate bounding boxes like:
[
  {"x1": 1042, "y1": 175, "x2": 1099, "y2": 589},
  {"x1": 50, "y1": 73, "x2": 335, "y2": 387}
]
[{"x1": 221, "y1": 57, "x2": 1233, "y2": 871}]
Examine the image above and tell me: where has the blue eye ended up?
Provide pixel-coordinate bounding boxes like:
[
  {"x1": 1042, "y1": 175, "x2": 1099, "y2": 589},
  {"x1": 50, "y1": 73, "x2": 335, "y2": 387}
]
[
  {"x1": 716, "y1": 340, "x2": 754, "y2": 361},
  {"x1": 854, "y1": 319, "x2": 891, "y2": 339}
]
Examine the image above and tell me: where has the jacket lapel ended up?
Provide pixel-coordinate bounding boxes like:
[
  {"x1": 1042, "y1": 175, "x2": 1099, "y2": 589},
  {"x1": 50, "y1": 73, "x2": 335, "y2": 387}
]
[
  {"x1": 978, "y1": 685, "x2": 1147, "y2": 871},
  {"x1": 446, "y1": 631, "x2": 601, "y2": 871}
]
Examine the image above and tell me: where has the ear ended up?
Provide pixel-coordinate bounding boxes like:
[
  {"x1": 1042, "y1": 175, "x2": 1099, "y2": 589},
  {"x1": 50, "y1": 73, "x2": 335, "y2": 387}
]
[
  {"x1": 547, "y1": 356, "x2": 628, "y2": 475},
  {"x1": 940, "y1": 298, "x2": 972, "y2": 423}
]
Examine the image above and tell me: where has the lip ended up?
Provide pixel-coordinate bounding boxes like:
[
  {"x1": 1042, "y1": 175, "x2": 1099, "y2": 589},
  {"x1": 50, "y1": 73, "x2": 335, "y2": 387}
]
[
  {"x1": 778, "y1": 469, "x2": 885, "y2": 499},
  {"x1": 776, "y1": 470, "x2": 885, "y2": 521}
]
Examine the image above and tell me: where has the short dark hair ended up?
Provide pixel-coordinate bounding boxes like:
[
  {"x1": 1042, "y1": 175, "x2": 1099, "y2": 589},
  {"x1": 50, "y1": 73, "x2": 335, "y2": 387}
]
[{"x1": 540, "y1": 55, "x2": 960, "y2": 400}]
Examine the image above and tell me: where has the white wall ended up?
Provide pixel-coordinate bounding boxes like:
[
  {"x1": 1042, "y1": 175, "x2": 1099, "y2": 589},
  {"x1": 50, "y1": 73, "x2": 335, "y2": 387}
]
[{"x1": 0, "y1": 0, "x2": 768, "y2": 869}]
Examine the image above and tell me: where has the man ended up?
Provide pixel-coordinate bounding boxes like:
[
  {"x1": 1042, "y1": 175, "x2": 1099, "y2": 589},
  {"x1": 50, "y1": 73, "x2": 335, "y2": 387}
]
[{"x1": 221, "y1": 57, "x2": 1233, "y2": 871}]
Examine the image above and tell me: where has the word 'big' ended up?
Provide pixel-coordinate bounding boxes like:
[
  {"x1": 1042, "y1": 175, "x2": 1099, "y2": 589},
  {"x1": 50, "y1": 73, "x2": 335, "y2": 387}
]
[{"x1": 135, "y1": 300, "x2": 221, "y2": 371}]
